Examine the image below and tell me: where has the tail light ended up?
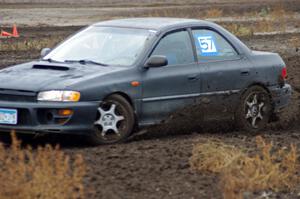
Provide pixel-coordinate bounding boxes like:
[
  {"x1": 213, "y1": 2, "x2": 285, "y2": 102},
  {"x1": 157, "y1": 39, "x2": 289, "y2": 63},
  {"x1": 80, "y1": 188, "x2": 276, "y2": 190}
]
[
  {"x1": 281, "y1": 67, "x2": 287, "y2": 79},
  {"x1": 279, "y1": 66, "x2": 287, "y2": 87}
]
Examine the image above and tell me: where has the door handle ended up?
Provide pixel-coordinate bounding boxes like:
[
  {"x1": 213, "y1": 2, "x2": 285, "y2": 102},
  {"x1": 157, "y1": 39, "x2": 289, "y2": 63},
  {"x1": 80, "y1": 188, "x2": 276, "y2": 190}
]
[
  {"x1": 240, "y1": 70, "x2": 250, "y2": 76},
  {"x1": 187, "y1": 75, "x2": 198, "y2": 80}
]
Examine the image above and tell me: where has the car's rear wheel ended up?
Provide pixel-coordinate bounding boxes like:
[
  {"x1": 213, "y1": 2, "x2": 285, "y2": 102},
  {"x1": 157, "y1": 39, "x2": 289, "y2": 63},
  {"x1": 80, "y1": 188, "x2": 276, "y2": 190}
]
[
  {"x1": 235, "y1": 86, "x2": 272, "y2": 132},
  {"x1": 88, "y1": 94, "x2": 135, "y2": 145}
]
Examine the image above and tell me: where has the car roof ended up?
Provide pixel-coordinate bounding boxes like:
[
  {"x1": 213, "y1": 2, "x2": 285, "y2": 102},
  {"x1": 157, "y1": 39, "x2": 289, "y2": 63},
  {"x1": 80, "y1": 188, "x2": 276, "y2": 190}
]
[
  {"x1": 93, "y1": 17, "x2": 213, "y2": 31},
  {"x1": 93, "y1": 17, "x2": 251, "y2": 56}
]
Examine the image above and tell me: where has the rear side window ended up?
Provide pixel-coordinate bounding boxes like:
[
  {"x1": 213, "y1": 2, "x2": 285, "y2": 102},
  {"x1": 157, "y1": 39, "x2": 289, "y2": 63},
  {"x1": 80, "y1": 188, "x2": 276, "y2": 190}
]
[
  {"x1": 192, "y1": 29, "x2": 238, "y2": 61},
  {"x1": 151, "y1": 30, "x2": 195, "y2": 65}
]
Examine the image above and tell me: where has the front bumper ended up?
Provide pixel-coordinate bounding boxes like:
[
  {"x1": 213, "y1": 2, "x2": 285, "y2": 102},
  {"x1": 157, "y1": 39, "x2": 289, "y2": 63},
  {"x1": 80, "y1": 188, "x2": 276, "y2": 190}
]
[
  {"x1": 268, "y1": 84, "x2": 292, "y2": 112},
  {"x1": 0, "y1": 100, "x2": 100, "y2": 135}
]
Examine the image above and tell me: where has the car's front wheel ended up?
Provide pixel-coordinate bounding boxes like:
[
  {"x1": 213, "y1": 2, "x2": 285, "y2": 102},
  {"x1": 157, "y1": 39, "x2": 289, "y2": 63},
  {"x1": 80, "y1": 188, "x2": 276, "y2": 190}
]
[
  {"x1": 235, "y1": 86, "x2": 272, "y2": 132},
  {"x1": 89, "y1": 94, "x2": 135, "y2": 145}
]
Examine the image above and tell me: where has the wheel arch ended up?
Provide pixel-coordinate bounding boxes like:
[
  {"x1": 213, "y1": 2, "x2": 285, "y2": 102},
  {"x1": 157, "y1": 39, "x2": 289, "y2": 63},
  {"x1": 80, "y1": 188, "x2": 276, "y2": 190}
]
[
  {"x1": 240, "y1": 82, "x2": 271, "y2": 98},
  {"x1": 104, "y1": 91, "x2": 134, "y2": 109}
]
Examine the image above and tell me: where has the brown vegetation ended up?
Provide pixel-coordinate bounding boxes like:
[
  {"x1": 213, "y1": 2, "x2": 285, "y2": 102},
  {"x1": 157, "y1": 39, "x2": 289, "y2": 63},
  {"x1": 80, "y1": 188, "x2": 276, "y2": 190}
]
[
  {"x1": 147, "y1": 3, "x2": 296, "y2": 35},
  {"x1": 256, "y1": 19, "x2": 274, "y2": 33},
  {"x1": 205, "y1": 8, "x2": 223, "y2": 18},
  {"x1": 289, "y1": 36, "x2": 300, "y2": 49},
  {"x1": 190, "y1": 139, "x2": 244, "y2": 173},
  {"x1": 224, "y1": 24, "x2": 253, "y2": 37},
  {"x1": 0, "y1": 37, "x2": 63, "y2": 51},
  {"x1": 190, "y1": 136, "x2": 300, "y2": 199},
  {"x1": 0, "y1": 132, "x2": 86, "y2": 199}
]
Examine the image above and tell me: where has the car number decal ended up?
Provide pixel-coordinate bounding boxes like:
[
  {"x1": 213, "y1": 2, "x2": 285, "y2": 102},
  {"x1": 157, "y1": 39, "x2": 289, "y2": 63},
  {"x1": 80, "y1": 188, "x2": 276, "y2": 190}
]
[{"x1": 195, "y1": 34, "x2": 218, "y2": 56}]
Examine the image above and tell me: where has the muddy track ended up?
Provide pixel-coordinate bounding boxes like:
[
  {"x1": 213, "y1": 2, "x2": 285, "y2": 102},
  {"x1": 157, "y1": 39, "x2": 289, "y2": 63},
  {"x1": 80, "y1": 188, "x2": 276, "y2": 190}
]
[{"x1": 0, "y1": 23, "x2": 300, "y2": 199}]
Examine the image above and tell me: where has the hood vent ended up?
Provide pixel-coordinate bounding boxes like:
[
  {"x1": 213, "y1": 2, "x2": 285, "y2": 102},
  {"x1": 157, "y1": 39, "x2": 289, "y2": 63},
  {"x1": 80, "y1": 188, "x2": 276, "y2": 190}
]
[{"x1": 32, "y1": 65, "x2": 69, "y2": 71}]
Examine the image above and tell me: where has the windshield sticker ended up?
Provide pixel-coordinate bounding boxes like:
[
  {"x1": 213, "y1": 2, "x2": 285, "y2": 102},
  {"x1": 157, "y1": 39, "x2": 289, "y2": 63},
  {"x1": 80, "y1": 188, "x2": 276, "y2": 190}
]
[{"x1": 195, "y1": 34, "x2": 218, "y2": 56}]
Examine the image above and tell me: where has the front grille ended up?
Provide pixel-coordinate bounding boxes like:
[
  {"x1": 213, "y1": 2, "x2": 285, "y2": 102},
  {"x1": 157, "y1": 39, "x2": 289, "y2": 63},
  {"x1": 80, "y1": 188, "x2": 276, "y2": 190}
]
[
  {"x1": 18, "y1": 109, "x2": 32, "y2": 125},
  {"x1": 0, "y1": 94, "x2": 36, "y2": 102},
  {"x1": 0, "y1": 89, "x2": 37, "y2": 102}
]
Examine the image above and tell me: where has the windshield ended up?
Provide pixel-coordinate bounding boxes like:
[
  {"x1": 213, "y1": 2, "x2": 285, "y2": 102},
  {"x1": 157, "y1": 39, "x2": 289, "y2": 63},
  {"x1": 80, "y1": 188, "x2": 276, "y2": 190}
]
[{"x1": 44, "y1": 26, "x2": 152, "y2": 66}]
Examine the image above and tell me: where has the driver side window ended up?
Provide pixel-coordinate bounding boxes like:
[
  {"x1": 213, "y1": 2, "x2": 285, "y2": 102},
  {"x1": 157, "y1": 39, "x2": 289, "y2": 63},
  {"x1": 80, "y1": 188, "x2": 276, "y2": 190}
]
[{"x1": 151, "y1": 30, "x2": 195, "y2": 66}]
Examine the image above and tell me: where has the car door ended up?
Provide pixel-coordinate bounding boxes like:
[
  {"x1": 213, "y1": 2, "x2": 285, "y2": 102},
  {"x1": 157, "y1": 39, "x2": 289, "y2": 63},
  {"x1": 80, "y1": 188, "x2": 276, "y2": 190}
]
[
  {"x1": 140, "y1": 29, "x2": 200, "y2": 125},
  {"x1": 191, "y1": 28, "x2": 253, "y2": 116}
]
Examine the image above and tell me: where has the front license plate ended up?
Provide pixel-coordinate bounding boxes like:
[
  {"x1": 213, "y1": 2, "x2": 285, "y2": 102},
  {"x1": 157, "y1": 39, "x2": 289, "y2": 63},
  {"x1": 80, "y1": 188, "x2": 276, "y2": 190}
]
[{"x1": 0, "y1": 108, "x2": 17, "y2": 125}]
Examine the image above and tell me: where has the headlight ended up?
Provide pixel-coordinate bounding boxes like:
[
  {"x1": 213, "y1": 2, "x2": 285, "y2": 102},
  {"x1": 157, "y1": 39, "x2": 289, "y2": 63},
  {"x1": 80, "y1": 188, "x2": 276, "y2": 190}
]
[{"x1": 37, "y1": 91, "x2": 81, "y2": 102}]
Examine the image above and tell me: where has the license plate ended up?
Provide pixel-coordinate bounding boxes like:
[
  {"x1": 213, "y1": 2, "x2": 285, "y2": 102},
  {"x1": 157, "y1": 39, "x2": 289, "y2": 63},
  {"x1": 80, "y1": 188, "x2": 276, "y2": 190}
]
[{"x1": 0, "y1": 108, "x2": 17, "y2": 125}]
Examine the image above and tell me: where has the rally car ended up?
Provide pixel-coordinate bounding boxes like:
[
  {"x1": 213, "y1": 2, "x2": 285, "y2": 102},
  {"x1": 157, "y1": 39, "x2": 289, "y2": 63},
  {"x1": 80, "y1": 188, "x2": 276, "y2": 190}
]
[{"x1": 0, "y1": 18, "x2": 291, "y2": 144}]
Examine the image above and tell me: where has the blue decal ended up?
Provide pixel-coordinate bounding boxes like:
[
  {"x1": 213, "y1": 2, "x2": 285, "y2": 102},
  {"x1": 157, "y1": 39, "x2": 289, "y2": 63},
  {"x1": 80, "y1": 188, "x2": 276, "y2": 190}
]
[{"x1": 194, "y1": 34, "x2": 218, "y2": 56}]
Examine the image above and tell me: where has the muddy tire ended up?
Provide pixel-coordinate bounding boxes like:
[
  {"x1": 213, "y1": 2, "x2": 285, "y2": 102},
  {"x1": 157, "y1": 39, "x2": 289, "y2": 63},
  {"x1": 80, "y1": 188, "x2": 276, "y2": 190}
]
[
  {"x1": 88, "y1": 94, "x2": 135, "y2": 145},
  {"x1": 235, "y1": 86, "x2": 272, "y2": 132}
]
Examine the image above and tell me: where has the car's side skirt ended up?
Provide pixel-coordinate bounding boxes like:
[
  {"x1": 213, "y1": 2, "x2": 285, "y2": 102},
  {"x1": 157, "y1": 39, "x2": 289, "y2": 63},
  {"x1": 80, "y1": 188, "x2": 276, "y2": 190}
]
[{"x1": 141, "y1": 90, "x2": 240, "y2": 102}]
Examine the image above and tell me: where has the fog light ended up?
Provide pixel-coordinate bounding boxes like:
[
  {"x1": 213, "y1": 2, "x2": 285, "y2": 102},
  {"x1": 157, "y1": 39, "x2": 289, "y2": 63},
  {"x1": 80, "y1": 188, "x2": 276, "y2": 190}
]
[
  {"x1": 58, "y1": 109, "x2": 73, "y2": 116},
  {"x1": 46, "y1": 112, "x2": 54, "y2": 122}
]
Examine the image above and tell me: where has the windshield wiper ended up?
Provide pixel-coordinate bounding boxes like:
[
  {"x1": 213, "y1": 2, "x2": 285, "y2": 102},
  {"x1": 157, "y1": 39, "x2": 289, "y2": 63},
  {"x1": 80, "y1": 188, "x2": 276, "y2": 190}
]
[
  {"x1": 42, "y1": 58, "x2": 64, "y2": 63},
  {"x1": 64, "y1": 60, "x2": 108, "y2": 66}
]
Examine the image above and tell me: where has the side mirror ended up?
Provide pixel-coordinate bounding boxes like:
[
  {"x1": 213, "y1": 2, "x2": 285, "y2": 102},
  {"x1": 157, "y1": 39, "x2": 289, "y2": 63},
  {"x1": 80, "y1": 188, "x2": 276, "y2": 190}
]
[
  {"x1": 144, "y1": 55, "x2": 168, "y2": 69},
  {"x1": 40, "y1": 48, "x2": 51, "y2": 58}
]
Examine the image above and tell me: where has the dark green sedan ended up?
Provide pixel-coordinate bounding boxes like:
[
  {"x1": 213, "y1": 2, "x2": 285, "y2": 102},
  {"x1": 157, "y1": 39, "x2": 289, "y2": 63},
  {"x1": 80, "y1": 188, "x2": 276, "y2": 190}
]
[{"x1": 0, "y1": 18, "x2": 291, "y2": 144}]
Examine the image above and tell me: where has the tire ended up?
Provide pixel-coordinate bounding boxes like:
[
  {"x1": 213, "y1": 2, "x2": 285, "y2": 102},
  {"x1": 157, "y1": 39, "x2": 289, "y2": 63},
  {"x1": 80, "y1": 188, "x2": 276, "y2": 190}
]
[
  {"x1": 235, "y1": 86, "x2": 272, "y2": 132},
  {"x1": 88, "y1": 94, "x2": 135, "y2": 145}
]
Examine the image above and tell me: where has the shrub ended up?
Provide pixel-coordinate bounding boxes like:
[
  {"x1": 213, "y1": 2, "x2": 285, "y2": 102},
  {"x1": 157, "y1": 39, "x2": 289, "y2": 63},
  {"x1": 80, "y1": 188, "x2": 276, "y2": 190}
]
[
  {"x1": 190, "y1": 136, "x2": 300, "y2": 199},
  {"x1": 190, "y1": 139, "x2": 244, "y2": 173},
  {"x1": 0, "y1": 132, "x2": 86, "y2": 199}
]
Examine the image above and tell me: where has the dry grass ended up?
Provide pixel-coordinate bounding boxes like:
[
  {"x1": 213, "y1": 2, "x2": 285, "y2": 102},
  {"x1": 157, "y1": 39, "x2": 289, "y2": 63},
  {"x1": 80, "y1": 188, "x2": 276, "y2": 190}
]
[
  {"x1": 0, "y1": 132, "x2": 86, "y2": 199},
  {"x1": 236, "y1": 3, "x2": 294, "y2": 35},
  {"x1": 0, "y1": 37, "x2": 63, "y2": 51},
  {"x1": 269, "y1": 3, "x2": 288, "y2": 32},
  {"x1": 129, "y1": 7, "x2": 224, "y2": 19},
  {"x1": 205, "y1": 8, "x2": 223, "y2": 18},
  {"x1": 190, "y1": 136, "x2": 300, "y2": 199},
  {"x1": 140, "y1": 4, "x2": 293, "y2": 35},
  {"x1": 224, "y1": 24, "x2": 253, "y2": 37},
  {"x1": 190, "y1": 139, "x2": 244, "y2": 173},
  {"x1": 270, "y1": 3, "x2": 287, "y2": 19},
  {"x1": 256, "y1": 19, "x2": 275, "y2": 33},
  {"x1": 246, "y1": 4, "x2": 290, "y2": 34},
  {"x1": 289, "y1": 36, "x2": 300, "y2": 49}
]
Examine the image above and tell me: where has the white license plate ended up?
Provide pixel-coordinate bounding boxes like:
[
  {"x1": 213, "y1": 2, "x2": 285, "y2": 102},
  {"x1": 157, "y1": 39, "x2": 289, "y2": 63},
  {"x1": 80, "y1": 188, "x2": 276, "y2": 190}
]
[{"x1": 0, "y1": 108, "x2": 17, "y2": 125}]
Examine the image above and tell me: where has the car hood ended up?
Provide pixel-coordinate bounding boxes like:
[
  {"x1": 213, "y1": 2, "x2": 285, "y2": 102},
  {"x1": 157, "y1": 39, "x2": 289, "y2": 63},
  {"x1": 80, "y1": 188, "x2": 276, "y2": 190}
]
[{"x1": 0, "y1": 61, "x2": 127, "y2": 92}]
